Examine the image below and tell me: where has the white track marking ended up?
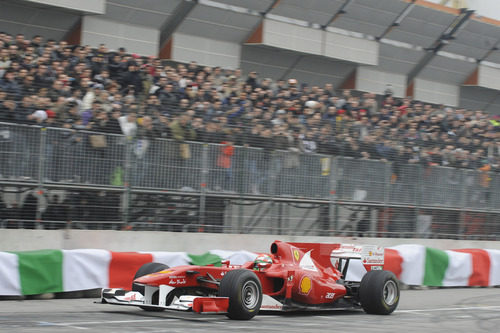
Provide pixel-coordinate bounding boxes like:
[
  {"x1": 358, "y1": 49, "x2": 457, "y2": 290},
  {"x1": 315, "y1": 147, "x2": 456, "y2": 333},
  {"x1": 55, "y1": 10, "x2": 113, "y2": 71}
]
[
  {"x1": 398, "y1": 305, "x2": 500, "y2": 313},
  {"x1": 42, "y1": 318, "x2": 177, "y2": 326},
  {"x1": 33, "y1": 305, "x2": 500, "y2": 329},
  {"x1": 38, "y1": 321, "x2": 89, "y2": 330}
]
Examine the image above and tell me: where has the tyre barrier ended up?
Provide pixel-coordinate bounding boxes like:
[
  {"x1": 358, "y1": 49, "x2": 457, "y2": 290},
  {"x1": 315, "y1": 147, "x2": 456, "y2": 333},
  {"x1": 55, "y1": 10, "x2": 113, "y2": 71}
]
[{"x1": 0, "y1": 245, "x2": 499, "y2": 296}]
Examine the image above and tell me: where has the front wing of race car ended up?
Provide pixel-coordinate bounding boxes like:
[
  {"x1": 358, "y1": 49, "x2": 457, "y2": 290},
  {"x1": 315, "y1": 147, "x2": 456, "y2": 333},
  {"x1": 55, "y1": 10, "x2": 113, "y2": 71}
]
[
  {"x1": 100, "y1": 287, "x2": 230, "y2": 314},
  {"x1": 100, "y1": 287, "x2": 360, "y2": 315}
]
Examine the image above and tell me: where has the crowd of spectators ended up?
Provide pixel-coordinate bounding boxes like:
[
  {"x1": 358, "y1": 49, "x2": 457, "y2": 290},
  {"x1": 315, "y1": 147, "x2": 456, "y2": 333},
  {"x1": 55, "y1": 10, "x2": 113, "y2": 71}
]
[{"x1": 0, "y1": 31, "x2": 499, "y2": 177}]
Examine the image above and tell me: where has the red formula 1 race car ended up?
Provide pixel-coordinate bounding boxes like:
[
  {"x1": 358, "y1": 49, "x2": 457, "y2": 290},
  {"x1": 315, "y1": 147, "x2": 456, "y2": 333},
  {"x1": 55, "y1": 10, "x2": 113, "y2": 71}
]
[{"x1": 100, "y1": 241, "x2": 399, "y2": 320}]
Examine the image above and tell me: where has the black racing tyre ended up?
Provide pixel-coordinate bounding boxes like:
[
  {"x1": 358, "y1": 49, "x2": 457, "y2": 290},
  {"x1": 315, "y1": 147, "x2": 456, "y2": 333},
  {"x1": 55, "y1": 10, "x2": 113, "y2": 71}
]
[
  {"x1": 359, "y1": 270, "x2": 400, "y2": 315},
  {"x1": 218, "y1": 269, "x2": 263, "y2": 320},
  {"x1": 132, "y1": 262, "x2": 169, "y2": 312}
]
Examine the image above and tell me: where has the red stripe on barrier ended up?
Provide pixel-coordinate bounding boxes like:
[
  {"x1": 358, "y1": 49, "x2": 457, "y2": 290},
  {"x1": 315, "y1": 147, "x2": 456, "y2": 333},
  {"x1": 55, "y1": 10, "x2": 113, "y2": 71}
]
[
  {"x1": 109, "y1": 252, "x2": 153, "y2": 289},
  {"x1": 453, "y1": 249, "x2": 490, "y2": 286},
  {"x1": 384, "y1": 248, "x2": 403, "y2": 279}
]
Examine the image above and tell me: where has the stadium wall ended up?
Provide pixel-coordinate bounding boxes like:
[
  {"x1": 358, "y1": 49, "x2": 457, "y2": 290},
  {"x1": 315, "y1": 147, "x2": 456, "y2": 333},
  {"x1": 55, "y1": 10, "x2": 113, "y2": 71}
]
[
  {"x1": 414, "y1": 78, "x2": 460, "y2": 107},
  {"x1": 0, "y1": 0, "x2": 80, "y2": 41},
  {"x1": 81, "y1": 16, "x2": 159, "y2": 56},
  {"x1": 171, "y1": 33, "x2": 240, "y2": 69},
  {"x1": 356, "y1": 67, "x2": 406, "y2": 98}
]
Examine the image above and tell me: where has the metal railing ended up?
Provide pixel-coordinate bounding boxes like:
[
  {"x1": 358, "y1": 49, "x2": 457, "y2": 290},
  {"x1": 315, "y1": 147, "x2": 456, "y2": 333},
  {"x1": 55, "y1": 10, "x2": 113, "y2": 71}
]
[{"x1": 0, "y1": 122, "x2": 498, "y2": 239}]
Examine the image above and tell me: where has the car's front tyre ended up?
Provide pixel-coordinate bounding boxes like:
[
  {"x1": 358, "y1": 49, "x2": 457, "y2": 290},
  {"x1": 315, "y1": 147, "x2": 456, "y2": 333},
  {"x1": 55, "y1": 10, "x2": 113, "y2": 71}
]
[
  {"x1": 132, "y1": 262, "x2": 169, "y2": 312},
  {"x1": 218, "y1": 269, "x2": 262, "y2": 320}
]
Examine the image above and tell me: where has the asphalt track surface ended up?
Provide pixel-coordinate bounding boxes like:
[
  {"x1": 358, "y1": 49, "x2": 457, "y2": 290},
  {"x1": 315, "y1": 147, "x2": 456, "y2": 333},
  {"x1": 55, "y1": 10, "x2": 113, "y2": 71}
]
[{"x1": 1, "y1": 288, "x2": 500, "y2": 333}]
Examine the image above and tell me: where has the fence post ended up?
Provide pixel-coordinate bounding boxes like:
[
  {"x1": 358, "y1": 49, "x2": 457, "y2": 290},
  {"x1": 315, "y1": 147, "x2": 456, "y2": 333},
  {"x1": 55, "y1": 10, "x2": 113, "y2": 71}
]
[
  {"x1": 457, "y1": 169, "x2": 468, "y2": 238},
  {"x1": 383, "y1": 161, "x2": 392, "y2": 236},
  {"x1": 35, "y1": 127, "x2": 47, "y2": 228},
  {"x1": 270, "y1": 151, "x2": 277, "y2": 234},
  {"x1": 237, "y1": 146, "x2": 249, "y2": 233},
  {"x1": 37, "y1": 127, "x2": 46, "y2": 186},
  {"x1": 122, "y1": 135, "x2": 133, "y2": 227},
  {"x1": 199, "y1": 143, "x2": 208, "y2": 229},
  {"x1": 328, "y1": 156, "x2": 337, "y2": 237},
  {"x1": 414, "y1": 163, "x2": 422, "y2": 238}
]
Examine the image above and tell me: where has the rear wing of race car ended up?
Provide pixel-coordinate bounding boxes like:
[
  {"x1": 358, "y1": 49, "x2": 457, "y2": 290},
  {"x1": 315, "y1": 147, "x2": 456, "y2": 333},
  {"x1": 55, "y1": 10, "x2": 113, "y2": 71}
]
[
  {"x1": 287, "y1": 242, "x2": 384, "y2": 278},
  {"x1": 330, "y1": 244, "x2": 384, "y2": 279}
]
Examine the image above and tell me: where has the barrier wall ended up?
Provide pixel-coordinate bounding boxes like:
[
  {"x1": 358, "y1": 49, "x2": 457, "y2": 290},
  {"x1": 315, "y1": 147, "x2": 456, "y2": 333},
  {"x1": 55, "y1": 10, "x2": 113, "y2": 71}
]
[{"x1": 1, "y1": 230, "x2": 500, "y2": 296}]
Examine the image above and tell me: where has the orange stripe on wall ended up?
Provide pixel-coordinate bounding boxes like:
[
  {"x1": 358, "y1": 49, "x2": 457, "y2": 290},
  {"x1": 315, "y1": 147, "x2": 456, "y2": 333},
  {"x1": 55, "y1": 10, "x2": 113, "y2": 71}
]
[
  {"x1": 472, "y1": 14, "x2": 500, "y2": 27},
  {"x1": 246, "y1": 22, "x2": 263, "y2": 44},
  {"x1": 407, "y1": 0, "x2": 460, "y2": 15},
  {"x1": 338, "y1": 69, "x2": 356, "y2": 90},
  {"x1": 407, "y1": 0, "x2": 500, "y2": 27},
  {"x1": 109, "y1": 252, "x2": 153, "y2": 289},
  {"x1": 406, "y1": 81, "x2": 415, "y2": 98},
  {"x1": 64, "y1": 18, "x2": 82, "y2": 46},
  {"x1": 159, "y1": 38, "x2": 173, "y2": 59},
  {"x1": 463, "y1": 68, "x2": 478, "y2": 86}
]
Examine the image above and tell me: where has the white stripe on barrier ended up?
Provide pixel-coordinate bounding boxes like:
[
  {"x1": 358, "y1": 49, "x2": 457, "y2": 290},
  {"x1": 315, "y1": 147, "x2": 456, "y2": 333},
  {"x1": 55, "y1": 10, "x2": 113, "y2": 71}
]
[
  {"x1": 63, "y1": 249, "x2": 111, "y2": 292},
  {"x1": 0, "y1": 252, "x2": 21, "y2": 296},
  {"x1": 442, "y1": 251, "x2": 472, "y2": 286},
  {"x1": 487, "y1": 249, "x2": 500, "y2": 286},
  {"x1": 391, "y1": 244, "x2": 426, "y2": 286}
]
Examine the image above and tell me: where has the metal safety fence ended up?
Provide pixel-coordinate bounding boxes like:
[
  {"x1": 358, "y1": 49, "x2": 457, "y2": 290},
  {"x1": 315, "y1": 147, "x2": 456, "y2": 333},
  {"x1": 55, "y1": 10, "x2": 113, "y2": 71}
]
[{"x1": 0, "y1": 122, "x2": 499, "y2": 239}]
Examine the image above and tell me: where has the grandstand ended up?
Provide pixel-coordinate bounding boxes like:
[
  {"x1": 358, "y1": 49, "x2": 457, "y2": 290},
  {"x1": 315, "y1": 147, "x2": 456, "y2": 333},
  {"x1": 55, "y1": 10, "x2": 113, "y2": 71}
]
[{"x1": 0, "y1": 0, "x2": 499, "y2": 239}]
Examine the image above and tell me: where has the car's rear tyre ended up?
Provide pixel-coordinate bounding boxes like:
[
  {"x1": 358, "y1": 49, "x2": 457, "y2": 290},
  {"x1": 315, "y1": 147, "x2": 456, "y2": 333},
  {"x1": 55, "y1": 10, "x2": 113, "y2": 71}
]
[
  {"x1": 359, "y1": 270, "x2": 399, "y2": 315},
  {"x1": 132, "y1": 262, "x2": 169, "y2": 312},
  {"x1": 218, "y1": 269, "x2": 262, "y2": 320}
]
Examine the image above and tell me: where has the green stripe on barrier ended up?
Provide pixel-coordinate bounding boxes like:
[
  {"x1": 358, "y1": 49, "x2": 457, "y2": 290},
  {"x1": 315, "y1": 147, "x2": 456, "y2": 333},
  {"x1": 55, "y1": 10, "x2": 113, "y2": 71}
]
[
  {"x1": 12, "y1": 249, "x2": 64, "y2": 295},
  {"x1": 424, "y1": 247, "x2": 449, "y2": 286}
]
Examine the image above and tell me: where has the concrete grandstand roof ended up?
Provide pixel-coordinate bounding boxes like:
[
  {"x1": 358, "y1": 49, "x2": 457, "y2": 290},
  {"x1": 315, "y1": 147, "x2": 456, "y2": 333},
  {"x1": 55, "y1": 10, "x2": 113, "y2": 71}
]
[
  {"x1": 268, "y1": 0, "x2": 346, "y2": 27},
  {"x1": 240, "y1": 44, "x2": 357, "y2": 87},
  {"x1": 418, "y1": 54, "x2": 477, "y2": 84},
  {"x1": 209, "y1": 0, "x2": 275, "y2": 13},
  {"x1": 384, "y1": 4, "x2": 458, "y2": 48},
  {"x1": 443, "y1": 19, "x2": 500, "y2": 60},
  {"x1": 168, "y1": 0, "x2": 500, "y2": 111},
  {"x1": 95, "y1": 0, "x2": 500, "y2": 78},
  {"x1": 104, "y1": 0, "x2": 181, "y2": 29},
  {"x1": 4, "y1": 0, "x2": 500, "y2": 72},
  {"x1": 329, "y1": 0, "x2": 410, "y2": 38},
  {"x1": 176, "y1": 4, "x2": 260, "y2": 43},
  {"x1": 171, "y1": 0, "x2": 500, "y2": 80}
]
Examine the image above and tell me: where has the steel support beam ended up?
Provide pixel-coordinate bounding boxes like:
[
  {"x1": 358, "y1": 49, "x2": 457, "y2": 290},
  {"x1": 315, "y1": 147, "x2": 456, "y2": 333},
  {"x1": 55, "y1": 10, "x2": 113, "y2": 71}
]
[
  {"x1": 321, "y1": 0, "x2": 352, "y2": 30},
  {"x1": 279, "y1": 54, "x2": 304, "y2": 81},
  {"x1": 159, "y1": 0, "x2": 198, "y2": 50},
  {"x1": 376, "y1": 0, "x2": 416, "y2": 41},
  {"x1": 477, "y1": 38, "x2": 500, "y2": 63},
  {"x1": 406, "y1": 8, "x2": 474, "y2": 86},
  {"x1": 262, "y1": 0, "x2": 281, "y2": 16}
]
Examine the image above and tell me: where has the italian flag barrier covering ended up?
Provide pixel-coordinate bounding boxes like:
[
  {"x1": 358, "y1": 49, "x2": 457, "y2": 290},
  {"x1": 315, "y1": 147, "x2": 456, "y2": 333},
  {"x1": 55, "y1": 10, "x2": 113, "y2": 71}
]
[
  {"x1": 0, "y1": 249, "x2": 257, "y2": 296},
  {"x1": 0, "y1": 245, "x2": 499, "y2": 296}
]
